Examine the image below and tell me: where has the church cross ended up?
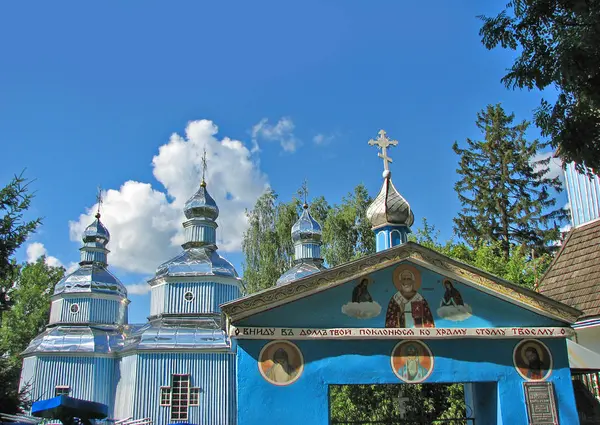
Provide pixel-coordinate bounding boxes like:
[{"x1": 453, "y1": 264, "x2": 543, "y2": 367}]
[
  {"x1": 201, "y1": 148, "x2": 208, "y2": 187},
  {"x1": 300, "y1": 179, "x2": 309, "y2": 207},
  {"x1": 368, "y1": 129, "x2": 398, "y2": 172},
  {"x1": 95, "y1": 186, "x2": 103, "y2": 218}
]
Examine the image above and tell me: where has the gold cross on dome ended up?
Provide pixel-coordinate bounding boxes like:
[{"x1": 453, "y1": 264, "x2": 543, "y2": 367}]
[{"x1": 368, "y1": 129, "x2": 398, "y2": 172}]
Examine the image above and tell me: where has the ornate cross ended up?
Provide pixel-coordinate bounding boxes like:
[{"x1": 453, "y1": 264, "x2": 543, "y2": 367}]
[
  {"x1": 96, "y1": 186, "x2": 103, "y2": 218},
  {"x1": 368, "y1": 129, "x2": 398, "y2": 172},
  {"x1": 201, "y1": 148, "x2": 208, "y2": 186},
  {"x1": 300, "y1": 179, "x2": 309, "y2": 206}
]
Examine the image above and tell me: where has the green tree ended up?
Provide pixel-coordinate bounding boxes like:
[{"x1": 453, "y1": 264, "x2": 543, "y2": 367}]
[
  {"x1": 453, "y1": 104, "x2": 567, "y2": 260},
  {"x1": 1, "y1": 173, "x2": 41, "y2": 283},
  {"x1": 479, "y1": 0, "x2": 600, "y2": 173},
  {"x1": 0, "y1": 258, "x2": 65, "y2": 413},
  {"x1": 322, "y1": 184, "x2": 375, "y2": 267}
]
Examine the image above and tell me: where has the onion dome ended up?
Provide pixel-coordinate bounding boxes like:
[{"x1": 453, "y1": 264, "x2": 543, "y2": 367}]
[
  {"x1": 152, "y1": 175, "x2": 239, "y2": 280},
  {"x1": 366, "y1": 170, "x2": 414, "y2": 229},
  {"x1": 291, "y1": 203, "x2": 323, "y2": 244},
  {"x1": 54, "y1": 212, "x2": 127, "y2": 297},
  {"x1": 277, "y1": 202, "x2": 326, "y2": 286},
  {"x1": 184, "y1": 181, "x2": 219, "y2": 221}
]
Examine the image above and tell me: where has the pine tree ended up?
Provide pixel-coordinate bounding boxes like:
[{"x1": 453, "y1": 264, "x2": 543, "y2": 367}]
[{"x1": 453, "y1": 104, "x2": 567, "y2": 259}]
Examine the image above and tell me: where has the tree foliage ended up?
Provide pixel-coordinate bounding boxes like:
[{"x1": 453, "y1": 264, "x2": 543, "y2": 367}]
[
  {"x1": 0, "y1": 259, "x2": 65, "y2": 413},
  {"x1": 479, "y1": 0, "x2": 600, "y2": 173},
  {"x1": 1, "y1": 173, "x2": 42, "y2": 284},
  {"x1": 453, "y1": 104, "x2": 567, "y2": 259}
]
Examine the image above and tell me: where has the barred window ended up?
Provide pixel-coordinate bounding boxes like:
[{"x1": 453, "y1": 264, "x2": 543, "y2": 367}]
[
  {"x1": 170, "y1": 374, "x2": 190, "y2": 421},
  {"x1": 160, "y1": 387, "x2": 171, "y2": 406},
  {"x1": 189, "y1": 387, "x2": 200, "y2": 406},
  {"x1": 55, "y1": 386, "x2": 70, "y2": 396}
]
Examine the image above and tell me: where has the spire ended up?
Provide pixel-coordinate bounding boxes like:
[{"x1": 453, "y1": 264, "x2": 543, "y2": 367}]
[
  {"x1": 182, "y1": 149, "x2": 219, "y2": 249},
  {"x1": 277, "y1": 184, "x2": 326, "y2": 286},
  {"x1": 80, "y1": 187, "x2": 110, "y2": 266},
  {"x1": 366, "y1": 130, "x2": 414, "y2": 251}
]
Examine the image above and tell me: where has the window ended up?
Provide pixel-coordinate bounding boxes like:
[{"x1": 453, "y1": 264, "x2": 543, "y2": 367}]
[
  {"x1": 184, "y1": 291, "x2": 194, "y2": 302},
  {"x1": 70, "y1": 304, "x2": 79, "y2": 314},
  {"x1": 390, "y1": 230, "x2": 401, "y2": 247},
  {"x1": 55, "y1": 386, "x2": 70, "y2": 396},
  {"x1": 160, "y1": 387, "x2": 171, "y2": 406},
  {"x1": 170, "y1": 374, "x2": 190, "y2": 421},
  {"x1": 189, "y1": 387, "x2": 200, "y2": 406}
]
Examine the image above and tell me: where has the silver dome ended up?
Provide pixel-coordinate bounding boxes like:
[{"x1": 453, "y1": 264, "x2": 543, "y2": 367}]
[
  {"x1": 366, "y1": 175, "x2": 414, "y2": 229},
  {"x1": 291, "y1": 205, "x2": 322, "y2": 243},
  {"x1": 53, "y1": 264, "x2": 128, "y2": 297},
  {"x1": 22, "y1": 325, "x2": 125, "y2": 355},
  {"x1": 83, "y1": 214, "x2": 110, "y2": 244},
  {"x1": 184, "y1": 183, "x2": 219, "y2": 220}
]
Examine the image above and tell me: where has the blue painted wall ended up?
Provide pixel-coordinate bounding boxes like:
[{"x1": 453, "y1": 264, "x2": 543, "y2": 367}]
[
  {"x1": 236, "y1": 338, "x2": 578, "y2": 425},
  {"x1": 239, "y1": 262, "x2": 564, "y2": 328}
]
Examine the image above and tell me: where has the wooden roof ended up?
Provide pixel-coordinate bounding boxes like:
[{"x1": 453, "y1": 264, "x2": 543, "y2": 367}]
[{"x1": 539, "y1": 219, "x2": 600, "y2": 320}]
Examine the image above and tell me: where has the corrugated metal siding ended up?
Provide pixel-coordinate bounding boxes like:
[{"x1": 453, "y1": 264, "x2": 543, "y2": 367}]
[
  {"x1": 185, "y1": 224, "x2": 216, "y2": 245},
  {"x1": 150, "y1": 285, "x2": 166, "y2": 317},
  {"x1": 32, "y1": 356, "x2": 116, "y2": 411},
  {"x1": 165, "y1": 282, "x2": 240, "y2": 315},
  {"x1": 113, "y1": 355, "x2": 138, "y2": 420},
  {"x1": 133, "y1": 352, "x2": 236, "y2": 425},
  {"x1": 57, "y1": 298, "x2": 122, "y2": 325}
]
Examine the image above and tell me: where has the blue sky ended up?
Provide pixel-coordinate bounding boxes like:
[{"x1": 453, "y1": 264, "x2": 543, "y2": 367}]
[{"x1": 0, "y1": 1, "x2": 565, "y2": 323}]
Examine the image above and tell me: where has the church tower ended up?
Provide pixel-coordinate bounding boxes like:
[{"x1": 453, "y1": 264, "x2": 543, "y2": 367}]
[
  {"x1": 20, "y1": 191, "x2": 128, "y2": 411},
  {"x1": 116, "y1": 150, "x2": 240, "y2": 425},
  {"x1": 366, "y1": 130, "x2": 414, "y2": 252},
  {"x1": 277, "y1": 195, "x2": 326, "y2": 286}
]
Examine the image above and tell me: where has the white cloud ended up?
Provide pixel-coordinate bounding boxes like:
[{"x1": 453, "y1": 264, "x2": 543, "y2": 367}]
[
  {"x1": 69, "y1": 119, "x2": 269, "y2": 275},
  {"x1": 251, "y1": 117, "x2": 299, "y2": 153},
  {"x1": 531, "y1": 151, "x2": 564, "y2": 183},
  {"x1": 313, "y1": 133, "x2": 336, "y2": 146},
  {"x1": 26, "y1": 242, "x2": 64, "y2": 268},
  {"x1": 125, "y1": 283, "x2": 151, "y2": 296}
]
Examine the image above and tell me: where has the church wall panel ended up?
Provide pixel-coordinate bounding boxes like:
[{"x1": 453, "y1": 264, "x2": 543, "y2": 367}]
[
  {"x1": 133, "y1": 352, "x2": 236, "y2": 425},
  {"x1": 113, "y1": 354, "x2": 138, "y2": 420},
  {"x1": 164, "y1": 282, "x2": 239, "y2": 315},
  {"x1": 19, "y1": 356, "x2": 37, "y2": 395}
]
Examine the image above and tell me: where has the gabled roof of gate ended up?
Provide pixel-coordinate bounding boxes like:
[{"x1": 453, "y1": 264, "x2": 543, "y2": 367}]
[{"x1": 221, "y1": 242, "x2": 581, "y2": 323}]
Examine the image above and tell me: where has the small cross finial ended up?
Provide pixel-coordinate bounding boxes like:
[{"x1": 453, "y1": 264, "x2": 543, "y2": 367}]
[
  {"x1": 96, "y1": 186, "x2": 103, "y2": 219},
  {"x1": 201, "y1": 148, "x2": 208, "y2": 187},
  {"x1": 368, "y1": 129, "x2": 398, "y2": 173},
  {"x1": 300, "y1": 179, "x2": 309, "y2": 209}
]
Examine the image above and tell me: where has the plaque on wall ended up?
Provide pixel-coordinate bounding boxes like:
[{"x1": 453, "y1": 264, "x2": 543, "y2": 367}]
[{"x1": 523, "y1": 382, "x2": 559, "y2": 425}]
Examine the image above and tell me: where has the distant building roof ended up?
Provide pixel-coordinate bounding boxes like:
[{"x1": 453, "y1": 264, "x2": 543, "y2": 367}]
[{"x1": 539, "y1": 218, "x2": 600, "y2": 321}]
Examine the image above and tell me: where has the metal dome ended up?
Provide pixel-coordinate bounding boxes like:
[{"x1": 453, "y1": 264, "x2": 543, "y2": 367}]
[
  {"x1": 366, "y1": 175, "x2": 414, "y2": 229},
  {"x1": 291, "y1": 204, "x2": 322, "y2": 243},
  {"x1": 53, "y1": 264, "x2": 128, "y2": 297},
  {"x1": 154, "y1": 247, "x2": 238, "y2": 279},
  {"x1": 83, "y1": 213, "x2": 110, "y2": 244},
  {"x1": 183, "y1": 183, "x2": 219, "y2": 221}
]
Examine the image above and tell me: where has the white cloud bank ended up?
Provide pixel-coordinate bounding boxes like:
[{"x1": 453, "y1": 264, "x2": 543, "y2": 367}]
[
  {"x1": 251, "y1": 117, "x2": 299, "y2": 153},
  {"x1": 26, "y1": 242, "x2": 63, "y2": 268},
  {"x1": 69, "y1": 120, "x2": 269, "y2": 275},
  {"x1": 531, "y1": 151, "x2": 564, "y2": 182}
]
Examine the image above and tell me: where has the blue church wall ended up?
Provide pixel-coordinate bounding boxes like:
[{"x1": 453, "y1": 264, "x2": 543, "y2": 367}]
[
  {"x1": 20, "y1": 355, "x2": 116, "y2": 413},
  {"x1": 236, "y1": 338, "x2": 578, "y2": 425},
  {"x1": 49, "y1": 297, "x2": 126, "y2": 325},
  {"x1": 130, "y1": 352, "x2": 236, "y2": 425},
  {"x1": 238, "y1": 262, "x2": 564, "y2": 329},
  {"x1": 150, "y1": 281, "x2": 240, "y2": 316}
]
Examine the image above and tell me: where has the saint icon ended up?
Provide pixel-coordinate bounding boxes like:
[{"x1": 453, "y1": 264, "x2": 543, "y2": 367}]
[
  {"x1": 513, "y1": 339, "x2": 552, "y2": 381},
  {"x1": 385, "y1": 265, "x2": 434, "y2": 328},
  {"x1": 436, "y1": 279, "x2": 473, "y2": 322},
  {"x1": 391, "y1": 340, "x2": 434, "y2": 383},
  {"x1": 341, "y1": 276, "x2": 382, "y2": 319},
  {"x1": 258, "y1": 341, "x2": 304, "y2": 386}
]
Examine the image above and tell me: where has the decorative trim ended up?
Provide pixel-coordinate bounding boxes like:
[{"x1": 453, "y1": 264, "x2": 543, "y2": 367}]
[
  {"x1": 220, "y1": 242, "x2": 581, "y2": 323},
  {"x1": 229, "y1": 326, "x2": 574, "y2": 340}
]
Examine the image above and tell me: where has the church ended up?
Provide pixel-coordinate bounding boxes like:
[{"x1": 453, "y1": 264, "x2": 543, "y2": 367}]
[{"x1": 19, "y1": 131, "x2": 585, "y2": 424}]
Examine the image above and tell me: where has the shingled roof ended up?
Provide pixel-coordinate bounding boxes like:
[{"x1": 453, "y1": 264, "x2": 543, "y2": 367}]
[{"x1": 539, "y1": 219, "x2": 600, "y2": 320}]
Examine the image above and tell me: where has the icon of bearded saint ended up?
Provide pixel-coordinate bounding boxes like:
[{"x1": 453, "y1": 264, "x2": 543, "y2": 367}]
[
  {"x1": 385, "y1": 267, "x2": 434, "y2": 328},
  {"x1": 398, "y1": 344, "x2": 429, "y2": 382}
]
